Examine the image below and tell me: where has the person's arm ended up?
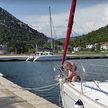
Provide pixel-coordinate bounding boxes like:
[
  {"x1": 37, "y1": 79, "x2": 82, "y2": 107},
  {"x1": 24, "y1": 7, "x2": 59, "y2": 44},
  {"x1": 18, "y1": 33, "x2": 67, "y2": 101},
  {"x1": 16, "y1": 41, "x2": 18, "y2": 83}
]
[
  {"x1": 72, "y1": 75, "x2": 77, "y2": 81},
  {"x1": 72, "y1": 71, "x2": 77, "y2": 81}
]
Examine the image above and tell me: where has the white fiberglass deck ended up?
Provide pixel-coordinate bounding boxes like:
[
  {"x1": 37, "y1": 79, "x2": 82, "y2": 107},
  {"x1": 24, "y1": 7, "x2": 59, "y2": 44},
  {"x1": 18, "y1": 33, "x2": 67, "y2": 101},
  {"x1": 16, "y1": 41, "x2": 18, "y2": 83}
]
[{"x1": 60, "y1": 80, "x2": 108, "y2": 108}]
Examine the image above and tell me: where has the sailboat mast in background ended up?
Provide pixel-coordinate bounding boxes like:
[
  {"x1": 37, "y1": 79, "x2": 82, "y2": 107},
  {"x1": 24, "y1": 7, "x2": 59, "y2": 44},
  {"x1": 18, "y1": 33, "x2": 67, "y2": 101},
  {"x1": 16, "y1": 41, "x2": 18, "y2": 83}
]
[{"x1": 49, "y1": 6, "x2": 53, "y2": 50}]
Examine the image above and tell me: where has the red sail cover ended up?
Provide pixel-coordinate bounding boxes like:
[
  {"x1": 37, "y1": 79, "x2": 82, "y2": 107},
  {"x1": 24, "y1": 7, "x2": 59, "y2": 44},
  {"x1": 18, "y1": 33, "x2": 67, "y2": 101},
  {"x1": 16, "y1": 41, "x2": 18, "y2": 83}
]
[{"x1": 62, "y1": 0, "x2": 77, "y2": 64}]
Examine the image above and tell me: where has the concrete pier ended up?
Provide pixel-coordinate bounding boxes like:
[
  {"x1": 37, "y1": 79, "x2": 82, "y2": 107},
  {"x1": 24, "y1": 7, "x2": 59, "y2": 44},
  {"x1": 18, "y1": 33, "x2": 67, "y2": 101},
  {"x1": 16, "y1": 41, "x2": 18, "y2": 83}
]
[
  {"x1": 0, "y1": 55, "x2": 28, "y2": 61},
  {"x1": 0, "y1": 76, "x2": 60, "y2": 108}
]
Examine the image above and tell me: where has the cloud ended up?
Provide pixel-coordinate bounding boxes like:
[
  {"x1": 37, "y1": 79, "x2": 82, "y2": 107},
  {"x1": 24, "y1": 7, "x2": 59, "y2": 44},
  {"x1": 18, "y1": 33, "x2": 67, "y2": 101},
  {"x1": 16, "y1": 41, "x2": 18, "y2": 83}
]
[
  {"x1": 73, "y1": 3, "x2": 108, "y2": 36},
  {"x1": 21, "y1": 12, "x2": 68, "y2": 39},
  {"x1": 104, "y1": 5, "x2": 108, "y2": 22},
  {"x1": 19, "y1": 2, "x2": 108, "y2": 39}
]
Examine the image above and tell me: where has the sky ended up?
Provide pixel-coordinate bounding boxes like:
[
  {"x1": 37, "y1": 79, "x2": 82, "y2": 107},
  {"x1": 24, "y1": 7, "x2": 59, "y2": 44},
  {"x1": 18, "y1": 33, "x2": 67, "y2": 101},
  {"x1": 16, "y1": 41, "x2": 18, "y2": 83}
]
[{"x1": 0, "y1": 0, "x2": 108, "y2": 39}]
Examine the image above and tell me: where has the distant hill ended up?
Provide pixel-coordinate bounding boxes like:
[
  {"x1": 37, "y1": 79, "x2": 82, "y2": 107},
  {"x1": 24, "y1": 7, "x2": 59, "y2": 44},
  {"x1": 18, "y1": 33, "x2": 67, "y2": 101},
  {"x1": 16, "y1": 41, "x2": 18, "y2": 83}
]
[
  {"x1": 0, "y1": 7, "x2": 49, "y2": 54},
  {"x1": 58, "y1": 25, "x2": 108, "y2": 47},
  {"x1": 72, "y1": 25, "x2": 108, "y2": 47}
]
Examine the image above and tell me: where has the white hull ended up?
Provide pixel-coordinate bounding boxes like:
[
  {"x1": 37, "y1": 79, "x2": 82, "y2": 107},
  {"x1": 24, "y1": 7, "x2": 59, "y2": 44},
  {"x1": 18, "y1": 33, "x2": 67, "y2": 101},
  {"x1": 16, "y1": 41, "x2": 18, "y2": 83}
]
[
  {"x1": 33, "y1": 55, "x2": 62, "y2": 61},
  {"x1": 59, "y1": 79, "x2": 108, "y2": 108},
  {"x1": 33, "y1": 54, "x2": 78, "y2": 61},
  {"x1": 26, "y1": 55, "x2": 34, "y2": 61}
]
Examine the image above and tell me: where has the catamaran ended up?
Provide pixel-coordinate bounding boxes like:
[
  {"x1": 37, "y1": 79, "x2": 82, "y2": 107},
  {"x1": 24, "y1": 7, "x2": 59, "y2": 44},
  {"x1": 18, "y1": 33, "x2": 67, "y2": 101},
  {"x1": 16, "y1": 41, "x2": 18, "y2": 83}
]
[
  {"x1": 26, "y1": 7, "x2": 64, "y2": 62},
  {"x1": 33, "y1": 51, "x2": 62, "y2": 61},
  {"x1": 57, "y1": 0, "x2": 108, "y2": 108}
]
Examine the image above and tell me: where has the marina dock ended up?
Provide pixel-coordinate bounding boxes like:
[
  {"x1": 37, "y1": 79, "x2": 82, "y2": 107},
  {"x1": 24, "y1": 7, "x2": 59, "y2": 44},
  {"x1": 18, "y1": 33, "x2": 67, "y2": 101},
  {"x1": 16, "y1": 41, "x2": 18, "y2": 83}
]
[
  {"x1": 0, "y1": 76, "x2": 60, "y2": 108},
  {"x1": 0, "y1": 54, "x2": 108, "y2": 61},
  {"x1": 0, "y1": 55, "x2": 28, "y2": 61}
]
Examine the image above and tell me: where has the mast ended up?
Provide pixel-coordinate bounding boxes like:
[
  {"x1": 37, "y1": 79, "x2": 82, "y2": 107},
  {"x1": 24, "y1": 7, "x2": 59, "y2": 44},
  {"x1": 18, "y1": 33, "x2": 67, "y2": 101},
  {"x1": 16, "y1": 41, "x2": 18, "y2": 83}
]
[
  {"x1": 49, "y1": 6, "x2": 53, "y2": 50},
  {"x1": 62, "y1": 0, "x2": 77, "y2": 64}
]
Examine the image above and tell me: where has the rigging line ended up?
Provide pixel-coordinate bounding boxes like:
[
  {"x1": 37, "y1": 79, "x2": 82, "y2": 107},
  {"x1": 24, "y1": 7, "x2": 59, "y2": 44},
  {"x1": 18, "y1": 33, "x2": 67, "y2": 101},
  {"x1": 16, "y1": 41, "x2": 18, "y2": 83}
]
[
  {"x1": 25, "y1": 82, "x2": 59, "y2": 91},
  {"x1": 80, "y1": 63, "x2": 86, "y2": 93},
  {"x1": 75, "y1": 19, "x2": 106, "y2": 36},
  {"x1": 66, "y1": 29, "x2": 87, "y2": 93},
  {"x1": 49, "y1": 6, "x2": 53, "y2": 49},
  {"x1": 59, "y1": 82, "x2": 65, "y2": 108},
  {"x1": 50, "y1": 10, "x2": 59, "y2": 53},
  {"x1": 89, "y1": 64, "x2": 108, "y2": 68},
  {"x1": 51, "y1": 19, "x2": 56, "y2": 53},
  {"x1": 74, "y1": 17, "x2": 95, "y2": 34},
  {"x1": 58, "y1": 79, "x2": 64, "y2": 107},
  {"x1": 84, "y1": 83, "x2": 108, "y2": 97},
  {"x1": 74, "y1": 20, "x2": 89, "y2": 33},
  {"x1": 50, "y1": 62, "x2": 58, "y2": 80},
  {"x1": 48, "y1": 6, "x2": 57, "y2": 53},
  {"x1": 59, "y1": 94, "x2": 62, "y2": 107},
  {"x1": 70, "y1": 29, "x2": 88, "y2": 94},
  {"x1": 27, "y1": 86, "x2": 57, "y2": 92},
  {"x1": 93, "y1": 81, "x2": 108, "y2": 97},
  {"x1": 25, "y1": 85, "x2": 58, "y2": 92},
  {"x1": 75, "y1": 51, "x2": 87, "y2": 94},
  {"x1": 51, "y1": 18, "x2": 57, "y2": 39},
  {"x1": 71, "y1": 29, "x2": 79, "y2": 37}
]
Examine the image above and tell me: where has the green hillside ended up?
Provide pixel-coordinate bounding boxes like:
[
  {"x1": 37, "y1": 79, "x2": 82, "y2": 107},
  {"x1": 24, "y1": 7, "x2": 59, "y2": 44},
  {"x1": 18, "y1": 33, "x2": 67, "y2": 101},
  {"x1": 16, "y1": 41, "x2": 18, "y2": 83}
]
[
  {"x1": 72, "y1": 25, "x2": 108, "y2": 47},
  {"x1": 59, "y1": 25, "x2": 108, "y2": 48},
  {"x1": 0, "y1": 7, "x2": 49, "y2": 54}
]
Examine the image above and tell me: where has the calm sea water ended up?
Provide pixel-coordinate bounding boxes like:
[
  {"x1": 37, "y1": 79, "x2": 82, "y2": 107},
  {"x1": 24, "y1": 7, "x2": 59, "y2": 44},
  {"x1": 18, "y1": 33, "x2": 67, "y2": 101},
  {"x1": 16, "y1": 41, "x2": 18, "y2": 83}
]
[{"x1": 0, "y1": 59, "x2": 108, "y2": 105}]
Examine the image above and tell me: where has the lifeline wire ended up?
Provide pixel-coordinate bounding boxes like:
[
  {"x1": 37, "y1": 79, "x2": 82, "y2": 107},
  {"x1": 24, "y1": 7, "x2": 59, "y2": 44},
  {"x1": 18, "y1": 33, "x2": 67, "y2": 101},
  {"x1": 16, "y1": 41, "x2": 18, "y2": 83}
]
[{"x1": 24, "y1": 82, "x2": 59, "y2": 91}]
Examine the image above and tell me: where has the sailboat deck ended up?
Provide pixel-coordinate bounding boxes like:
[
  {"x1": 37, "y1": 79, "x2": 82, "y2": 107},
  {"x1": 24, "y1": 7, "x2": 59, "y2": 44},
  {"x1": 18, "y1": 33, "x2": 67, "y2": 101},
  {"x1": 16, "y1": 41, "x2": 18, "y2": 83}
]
[{"x1": 64, "y1": 81, "x2": 108, "y2": 108}]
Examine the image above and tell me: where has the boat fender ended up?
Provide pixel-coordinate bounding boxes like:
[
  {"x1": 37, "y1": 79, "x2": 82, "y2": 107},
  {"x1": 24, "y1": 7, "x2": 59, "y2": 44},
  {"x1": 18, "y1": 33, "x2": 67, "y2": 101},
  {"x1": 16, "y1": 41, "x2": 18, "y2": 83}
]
[{"x1": 74, "y1": 99, "x2": 84, "y2": 108}]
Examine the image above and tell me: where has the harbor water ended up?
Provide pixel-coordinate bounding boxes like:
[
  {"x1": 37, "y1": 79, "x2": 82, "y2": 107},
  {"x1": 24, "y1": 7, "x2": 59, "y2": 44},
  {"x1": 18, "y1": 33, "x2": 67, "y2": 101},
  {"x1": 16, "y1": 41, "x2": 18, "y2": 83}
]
[{"x1": 0, "y1": 58, "x2": 108, "y2": 106}]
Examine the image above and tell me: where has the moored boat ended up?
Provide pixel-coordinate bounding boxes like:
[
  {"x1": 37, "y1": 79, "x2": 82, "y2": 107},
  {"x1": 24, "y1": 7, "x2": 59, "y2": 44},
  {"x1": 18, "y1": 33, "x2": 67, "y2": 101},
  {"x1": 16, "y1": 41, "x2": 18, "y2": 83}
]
[
  {"x1": 59, "y1": 78, "x2": 108, "y2": 108},
  {"x1": 57, "y1": 0, "x2": 108, "y2": 108},
  {"x1": 26, "y1": 51, "x2": 63, "y2": 61},
  {"x1": 33, "y1": 51, "x2": 62, "y2": 61}
]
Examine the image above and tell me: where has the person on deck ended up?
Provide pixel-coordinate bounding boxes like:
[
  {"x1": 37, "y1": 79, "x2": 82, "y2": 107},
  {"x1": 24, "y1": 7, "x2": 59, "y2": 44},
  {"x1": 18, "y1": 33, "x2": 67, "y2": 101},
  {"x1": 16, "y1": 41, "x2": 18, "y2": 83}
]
[{"x1": 63, "y1": 61, "x2": 79, "y2": 81}]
